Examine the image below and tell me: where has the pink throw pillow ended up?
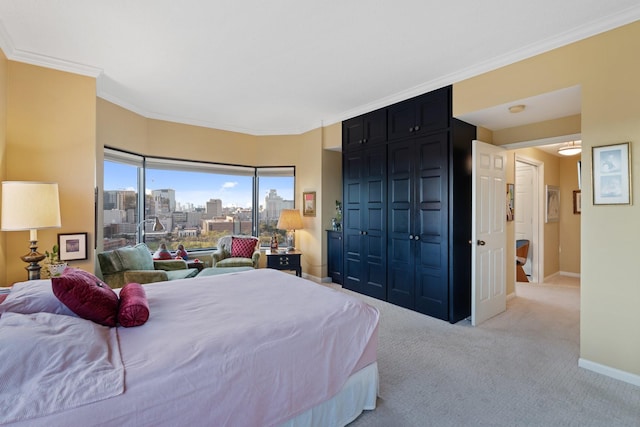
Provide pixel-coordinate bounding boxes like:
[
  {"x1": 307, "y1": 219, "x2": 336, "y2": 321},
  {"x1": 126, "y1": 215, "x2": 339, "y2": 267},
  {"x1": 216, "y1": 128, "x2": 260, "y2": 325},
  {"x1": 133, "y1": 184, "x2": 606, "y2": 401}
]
[
  {"x1": 118, "y1": 283, "x2": 149, "y2": 327},
  {"x1": 231, "y1": 237, "x2": 256, "y2": 258},
  {"x1": 52, "y1": 268, "x2": 119, "y2": 327}
]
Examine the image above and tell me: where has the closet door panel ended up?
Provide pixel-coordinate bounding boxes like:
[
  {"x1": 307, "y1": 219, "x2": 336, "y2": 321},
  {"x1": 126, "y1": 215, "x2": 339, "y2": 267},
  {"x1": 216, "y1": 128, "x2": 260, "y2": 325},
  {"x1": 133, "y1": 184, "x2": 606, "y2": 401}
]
[
  {"x1": 343, "y1": 149, "x2": 364, "y2": 292},
  {"x1": 387, "y1": 139, "x2": 416, "y2": 307},
  {"x1": 415, "y1": 87, "x2": 450, "y2": 134},
  {"x1": 414, "y1": 133, "x2": 449, "y2": 320},
  {"x1": 361, "y1": 145, "x2": 387, "y2": 300},
  {"x1": 387, "y1": 205, "x2": 414, "y2": 308},
  {"x1": 343, "y1": 117, "x2": 364, "y2": 150}
]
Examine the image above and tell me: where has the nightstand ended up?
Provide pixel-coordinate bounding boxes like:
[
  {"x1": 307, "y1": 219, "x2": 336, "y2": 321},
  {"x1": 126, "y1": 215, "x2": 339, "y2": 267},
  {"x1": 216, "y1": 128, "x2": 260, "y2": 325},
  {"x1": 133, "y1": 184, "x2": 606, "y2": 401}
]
[
  {"x1": 186, "y1": 261, "x2": 204, "y2": 272},
  {"x1": 266, "y1": 249, "x2": 302, "y2": 277}
]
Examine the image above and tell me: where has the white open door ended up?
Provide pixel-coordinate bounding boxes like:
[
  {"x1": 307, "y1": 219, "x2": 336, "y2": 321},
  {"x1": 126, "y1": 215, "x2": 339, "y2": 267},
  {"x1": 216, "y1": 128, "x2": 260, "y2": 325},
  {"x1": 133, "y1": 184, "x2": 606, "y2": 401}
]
[{"x1": 471, "y1": 140, "x2": 507, "y2": 326}]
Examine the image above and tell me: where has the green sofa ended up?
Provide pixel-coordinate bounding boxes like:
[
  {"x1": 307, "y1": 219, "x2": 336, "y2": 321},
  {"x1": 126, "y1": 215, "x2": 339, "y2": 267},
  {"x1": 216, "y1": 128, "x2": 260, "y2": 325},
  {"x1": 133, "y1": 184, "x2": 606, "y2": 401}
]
[{"x1": 98, "y1": 243, "x2": 199, "y2": 288}]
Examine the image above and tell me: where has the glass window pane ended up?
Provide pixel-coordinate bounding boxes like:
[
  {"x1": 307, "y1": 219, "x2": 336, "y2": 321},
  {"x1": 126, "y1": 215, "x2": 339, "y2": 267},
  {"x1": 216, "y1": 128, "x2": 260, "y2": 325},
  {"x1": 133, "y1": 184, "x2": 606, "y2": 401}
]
[
  {"x1": 103, "y1": 160, "x2": 140, "y2": 250},
  {"x1": 144, "y1": 168, "x2": 254, "y2": 251},
  {"x1": 258, "y1": 175, "x2": 295, "y2": 247}
]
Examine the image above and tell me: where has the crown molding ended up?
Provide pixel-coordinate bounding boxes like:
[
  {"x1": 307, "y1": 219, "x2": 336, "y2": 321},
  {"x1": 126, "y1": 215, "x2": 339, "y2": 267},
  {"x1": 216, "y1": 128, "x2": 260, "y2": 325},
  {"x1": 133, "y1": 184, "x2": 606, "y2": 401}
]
[
  {"x1": 321, "y1": 6, "x2": 640, "y2": 128},
  {"x1": 97, "y1": 91, "x2": 322, "y2": 137},
  {"x1": 1, "y1": 6, "x2": 639, "y2": 135},
  {"x1": 0, "y1": 19, "x2": 102, "y2": 77}
]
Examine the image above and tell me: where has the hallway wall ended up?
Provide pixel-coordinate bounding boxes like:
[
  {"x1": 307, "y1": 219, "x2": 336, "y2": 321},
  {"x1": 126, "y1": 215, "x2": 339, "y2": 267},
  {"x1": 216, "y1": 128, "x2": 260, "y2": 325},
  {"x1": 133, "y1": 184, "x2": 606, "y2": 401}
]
[{"x1": 559, "y1": 155, "x2": 581, "y2": 275}]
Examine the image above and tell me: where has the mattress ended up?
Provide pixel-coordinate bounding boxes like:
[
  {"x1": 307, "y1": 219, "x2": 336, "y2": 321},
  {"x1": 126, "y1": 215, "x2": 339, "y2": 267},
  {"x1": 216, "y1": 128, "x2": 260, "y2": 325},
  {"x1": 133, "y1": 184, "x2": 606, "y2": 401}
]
[{"x1": 3, "y1": 268, "x2": 379, "y2": 426}]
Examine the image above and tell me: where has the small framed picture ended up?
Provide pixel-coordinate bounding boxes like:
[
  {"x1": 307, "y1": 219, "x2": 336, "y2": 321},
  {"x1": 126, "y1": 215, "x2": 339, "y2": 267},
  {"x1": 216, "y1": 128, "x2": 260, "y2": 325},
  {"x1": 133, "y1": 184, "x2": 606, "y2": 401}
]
[
  {"x1": 506, "y1": 183, "x2": 515, "y2": 221},
  {"x1": 573, "y1": 190, "x2": 582, "y2": 214},
  {"x1": 545, "y1": 185, "x2": 560, "y2": 223},
  {"x1": 303, "y1": 191, "x2": 316, "y2": 217},
  {"x1": 58, "y1": 232, "x2": 88, "y2": 261},
  {"x1": 592, "y1": 142, "x2": 632, "y2": 205}
]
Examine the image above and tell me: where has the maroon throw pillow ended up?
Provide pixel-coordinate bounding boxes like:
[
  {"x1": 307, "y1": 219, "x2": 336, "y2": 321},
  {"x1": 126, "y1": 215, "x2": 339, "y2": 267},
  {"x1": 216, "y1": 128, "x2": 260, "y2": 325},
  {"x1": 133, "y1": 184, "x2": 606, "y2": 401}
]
[
  {"x1": 51, "y1": 268, "x2": 119, "y2": 327},
  {"x1": 231, "y1": 237, "x2": 256, "y2": 258},
  {"x1": 118, "y1": 283, "x2": 149, "y2": 327}
]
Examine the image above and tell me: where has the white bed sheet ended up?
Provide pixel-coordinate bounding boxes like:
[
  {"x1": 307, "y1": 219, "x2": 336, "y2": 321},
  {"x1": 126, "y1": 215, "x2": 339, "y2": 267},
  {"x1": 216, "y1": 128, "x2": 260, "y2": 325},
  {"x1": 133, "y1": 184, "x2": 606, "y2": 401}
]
[{"x1": 7, "y1": 269, "x2": 379, "y2": 427}]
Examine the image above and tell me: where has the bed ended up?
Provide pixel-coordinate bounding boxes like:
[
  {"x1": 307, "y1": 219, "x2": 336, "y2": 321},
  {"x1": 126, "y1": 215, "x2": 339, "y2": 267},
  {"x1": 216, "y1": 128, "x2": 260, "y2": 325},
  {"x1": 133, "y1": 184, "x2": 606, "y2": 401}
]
[{"x1": 0, "y1": 268, "x2": 379, "y2": 427}]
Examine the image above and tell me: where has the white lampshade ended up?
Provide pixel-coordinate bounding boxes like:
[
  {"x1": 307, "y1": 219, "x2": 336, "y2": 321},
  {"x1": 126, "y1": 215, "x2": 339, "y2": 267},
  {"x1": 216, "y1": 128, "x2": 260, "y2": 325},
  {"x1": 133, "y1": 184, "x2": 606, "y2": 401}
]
[
  {"x1": 1, "y1": 181, "x2": 62, "y2": 233},
  {"x1": 277, "y1": 209, "x2": 303, "y2": 231}
]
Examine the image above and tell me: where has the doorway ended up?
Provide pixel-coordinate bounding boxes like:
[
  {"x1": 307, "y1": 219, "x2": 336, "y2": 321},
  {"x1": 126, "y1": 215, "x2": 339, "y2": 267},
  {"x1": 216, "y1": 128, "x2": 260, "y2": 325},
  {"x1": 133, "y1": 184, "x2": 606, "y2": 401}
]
[{"x1": 514, "y1": 156, "x2": 544, "y2": 283}]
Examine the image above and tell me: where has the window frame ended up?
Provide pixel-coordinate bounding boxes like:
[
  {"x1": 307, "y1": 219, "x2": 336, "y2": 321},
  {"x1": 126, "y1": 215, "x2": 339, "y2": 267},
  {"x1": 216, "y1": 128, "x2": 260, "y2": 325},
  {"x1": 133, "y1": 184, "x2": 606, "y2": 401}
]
[{"x1": 103, "y1": 147, "x2": 295, "y2": 251}]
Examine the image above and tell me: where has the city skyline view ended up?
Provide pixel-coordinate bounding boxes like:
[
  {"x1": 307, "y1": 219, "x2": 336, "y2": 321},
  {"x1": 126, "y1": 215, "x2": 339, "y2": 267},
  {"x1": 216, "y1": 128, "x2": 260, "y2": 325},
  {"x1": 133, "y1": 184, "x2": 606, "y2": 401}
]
[{"x1": 104, "y1": 161, "x2": 294, "y2": 209}]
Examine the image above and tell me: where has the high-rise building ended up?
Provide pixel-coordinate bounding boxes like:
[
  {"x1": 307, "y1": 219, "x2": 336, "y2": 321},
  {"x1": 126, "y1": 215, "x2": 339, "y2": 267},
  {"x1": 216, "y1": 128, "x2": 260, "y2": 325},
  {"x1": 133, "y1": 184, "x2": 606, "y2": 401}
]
[
  {"x1": 207, "y1": 199, "x2": 223, "y2": 217},
  {"x1": 152, "y1": 189, "x2": 176, "y2": 214},
  {"x1": 104, "y1": 190, "x2": 136, "y2": 211},
  {"x1": 264, "y1": 189, "x2": 294, "y2": 220}
]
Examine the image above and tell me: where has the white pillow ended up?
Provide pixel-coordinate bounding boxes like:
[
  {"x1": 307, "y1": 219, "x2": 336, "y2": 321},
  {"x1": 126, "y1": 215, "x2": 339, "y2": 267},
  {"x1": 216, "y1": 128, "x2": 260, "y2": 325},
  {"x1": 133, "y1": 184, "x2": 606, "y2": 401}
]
[{"x1": 0, "y1": 280, "x2": 76, "y2": 317}]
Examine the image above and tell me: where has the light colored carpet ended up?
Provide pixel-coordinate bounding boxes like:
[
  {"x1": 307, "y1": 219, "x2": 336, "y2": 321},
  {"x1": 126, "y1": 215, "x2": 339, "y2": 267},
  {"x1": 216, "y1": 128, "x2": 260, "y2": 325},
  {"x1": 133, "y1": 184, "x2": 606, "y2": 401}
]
[{"x1": 340, "y1": 278, "x2": 640, "y2": 426}]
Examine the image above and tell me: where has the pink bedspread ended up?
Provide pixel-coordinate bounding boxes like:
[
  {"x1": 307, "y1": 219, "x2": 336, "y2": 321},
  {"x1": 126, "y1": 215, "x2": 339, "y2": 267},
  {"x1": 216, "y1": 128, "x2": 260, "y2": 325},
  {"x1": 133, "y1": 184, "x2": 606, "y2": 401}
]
[{"x1": 9, "y1": 268, "x2": 379, "y2": 427}]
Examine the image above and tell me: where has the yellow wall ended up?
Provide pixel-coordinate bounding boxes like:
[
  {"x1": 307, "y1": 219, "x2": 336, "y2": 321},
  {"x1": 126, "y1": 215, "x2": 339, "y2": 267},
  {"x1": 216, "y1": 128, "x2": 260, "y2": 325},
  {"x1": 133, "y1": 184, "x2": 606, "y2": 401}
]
[
  {"x1": 559, "y1": 155, "x2": 581, "y2": 275},
  {"x1": 454, "y1": 21, "x2": 640, "y2": 376},
  {"x1": 4, "y1": 62, "x2": 95, "y2": 284},
  {"x1": 493, "y1": 114, "x2": 581, "y2": 146},
  {"x1": 0, "y1": 50, "x2": 6, "y2": 286}
]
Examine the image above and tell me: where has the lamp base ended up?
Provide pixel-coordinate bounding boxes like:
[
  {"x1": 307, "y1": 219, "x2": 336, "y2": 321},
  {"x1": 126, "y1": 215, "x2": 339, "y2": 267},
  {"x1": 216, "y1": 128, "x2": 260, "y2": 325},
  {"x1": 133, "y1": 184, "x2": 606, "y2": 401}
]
[{"x1": 20, "y1": 240, "x2": 46, "y2": 280}]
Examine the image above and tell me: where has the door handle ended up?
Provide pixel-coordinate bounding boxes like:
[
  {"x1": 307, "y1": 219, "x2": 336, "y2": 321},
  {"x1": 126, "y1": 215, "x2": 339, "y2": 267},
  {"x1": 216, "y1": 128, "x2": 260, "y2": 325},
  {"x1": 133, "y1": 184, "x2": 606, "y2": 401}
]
[
  {"x1": 477, "y1": 240, "x2": 486, "y2": 246},
  {"x1": 409, "y1": 234, "x2": 414, "y2": 240}
]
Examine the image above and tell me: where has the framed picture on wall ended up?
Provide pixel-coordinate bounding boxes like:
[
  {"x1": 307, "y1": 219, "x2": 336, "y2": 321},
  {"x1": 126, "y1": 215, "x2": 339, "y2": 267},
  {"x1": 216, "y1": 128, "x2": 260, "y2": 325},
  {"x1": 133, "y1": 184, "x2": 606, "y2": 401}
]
[
  {"x1": 573, "y1": 190, "x2": 582, "y2": 214},
  {"x1": 303, "y1": 191, "x2": 316, "y2": 217},
  {"x1": 58, "y1": 232, "x2": 88, "y2": 261},
  {"x1": 506, "y1": 183, "x2": 514, "y2": 221},
  {"x1": 592, "y1": 142, "x2": 632, "y2": 205},
  {"x1": 545, "y1": 185, "x2": 560, "y2": 223}
]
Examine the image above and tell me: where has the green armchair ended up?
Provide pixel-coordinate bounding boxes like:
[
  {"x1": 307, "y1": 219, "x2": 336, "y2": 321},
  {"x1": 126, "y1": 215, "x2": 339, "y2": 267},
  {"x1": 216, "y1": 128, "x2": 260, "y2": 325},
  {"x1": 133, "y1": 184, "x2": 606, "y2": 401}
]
[
  {"x1": 212, "y1": 235, "x2": 260, "y2": 268},
  {"x1": 98, "y1": 243, "x2": 199, "y2": 288}
]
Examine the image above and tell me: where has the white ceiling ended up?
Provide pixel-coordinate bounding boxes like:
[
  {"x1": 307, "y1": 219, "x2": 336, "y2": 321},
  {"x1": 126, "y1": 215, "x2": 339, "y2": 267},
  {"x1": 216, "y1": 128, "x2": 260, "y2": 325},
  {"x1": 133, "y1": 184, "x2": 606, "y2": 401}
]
[{"x1": 0, "y1": 1, "x2": 639, "y2": 136}]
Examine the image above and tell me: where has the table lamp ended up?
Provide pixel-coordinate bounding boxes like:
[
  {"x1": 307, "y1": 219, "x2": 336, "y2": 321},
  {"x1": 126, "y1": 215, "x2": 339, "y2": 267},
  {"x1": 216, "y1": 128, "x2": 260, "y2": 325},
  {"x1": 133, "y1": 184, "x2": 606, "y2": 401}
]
[
  {"x1": 277, "y1": 209, "x2": 303, "y2": 251},
  {"x1": 1, "y1": 181, "x2": 62, "y2": 280}
]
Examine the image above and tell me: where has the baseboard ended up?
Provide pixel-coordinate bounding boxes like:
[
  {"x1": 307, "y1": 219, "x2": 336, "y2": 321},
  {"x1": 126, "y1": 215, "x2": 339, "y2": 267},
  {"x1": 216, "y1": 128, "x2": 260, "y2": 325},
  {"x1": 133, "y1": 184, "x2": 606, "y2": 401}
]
[
  {"x1": 507, "y1": 291, "x2": 517, "y2": 301},
  {"x1": 578, "y1": 358, "x2": 640, "y2": 387},
  {"x1": 560, "y1": 271, "x2": 581, "y2": 278},
  {"x1": 543, "y1": 271, "x2": 581, "y2": 282},
  {"x1": 302, "y1": 273, "x2": 323, "y2": 283}
]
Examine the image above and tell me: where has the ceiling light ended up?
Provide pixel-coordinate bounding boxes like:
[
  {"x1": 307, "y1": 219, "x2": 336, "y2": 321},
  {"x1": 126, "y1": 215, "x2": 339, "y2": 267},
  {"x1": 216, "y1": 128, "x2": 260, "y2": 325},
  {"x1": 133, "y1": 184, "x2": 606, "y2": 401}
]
[
  {"x1": 558, "y1": 140, "x2": 582, "y2": 156},
  {"x1": 508, "y1": 104, "x2": 526, "y2": 113}
]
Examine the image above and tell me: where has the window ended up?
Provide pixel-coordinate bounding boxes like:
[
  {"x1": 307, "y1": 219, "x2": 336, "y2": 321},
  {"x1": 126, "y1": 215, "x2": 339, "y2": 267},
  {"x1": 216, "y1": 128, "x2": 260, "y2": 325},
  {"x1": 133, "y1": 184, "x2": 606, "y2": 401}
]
[
  {"x1": 103, "y1": 150, "x2": 143, "y2": 251},
  {"x1": 103, "y1": 148, "x2": 294, "y2": 252},
  {"x1": 257, "y1": 167, "x2": 295, "y2": 247}
]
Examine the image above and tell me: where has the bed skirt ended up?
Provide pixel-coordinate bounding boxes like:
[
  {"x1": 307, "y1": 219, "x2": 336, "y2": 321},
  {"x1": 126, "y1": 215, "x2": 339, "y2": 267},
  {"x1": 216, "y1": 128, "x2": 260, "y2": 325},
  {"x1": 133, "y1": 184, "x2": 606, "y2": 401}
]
[{"x1": 278, "y1": 362, "x2": 378, "y2": 427}]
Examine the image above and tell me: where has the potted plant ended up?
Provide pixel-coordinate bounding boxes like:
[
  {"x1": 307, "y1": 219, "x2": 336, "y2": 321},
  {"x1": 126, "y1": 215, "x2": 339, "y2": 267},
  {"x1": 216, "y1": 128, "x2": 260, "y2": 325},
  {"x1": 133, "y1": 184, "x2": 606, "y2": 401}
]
[
  {"x1": 332, "y1": 200, "x2": 342, "y2": 231},
  {"x1": 45, "y1": 244, "x2": 67, "y2": 277}
]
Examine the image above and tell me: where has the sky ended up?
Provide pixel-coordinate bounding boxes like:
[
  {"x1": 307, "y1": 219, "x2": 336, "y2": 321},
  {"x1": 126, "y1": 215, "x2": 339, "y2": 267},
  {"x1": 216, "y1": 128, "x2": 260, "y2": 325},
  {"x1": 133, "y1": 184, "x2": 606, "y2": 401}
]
[{"x1": 104, "y1": 161, "x2": 294, "y2": 208}]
